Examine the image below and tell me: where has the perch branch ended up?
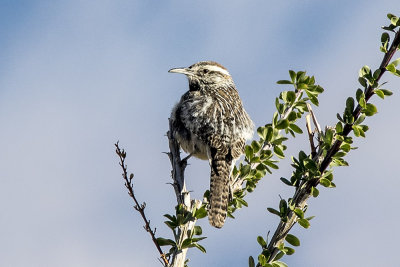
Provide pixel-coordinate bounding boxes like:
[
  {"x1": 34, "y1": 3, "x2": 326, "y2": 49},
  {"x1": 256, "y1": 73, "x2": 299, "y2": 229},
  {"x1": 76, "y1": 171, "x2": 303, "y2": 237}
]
[{"x1": 167, "y1": 120, "x2": 201, "y2": 267}]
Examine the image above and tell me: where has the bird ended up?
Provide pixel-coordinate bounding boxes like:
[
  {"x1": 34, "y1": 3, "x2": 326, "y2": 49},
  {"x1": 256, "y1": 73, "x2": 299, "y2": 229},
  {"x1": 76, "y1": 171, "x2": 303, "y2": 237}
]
[{"x1": 169, "y1": 61, "x2": 254, "y2": 228}]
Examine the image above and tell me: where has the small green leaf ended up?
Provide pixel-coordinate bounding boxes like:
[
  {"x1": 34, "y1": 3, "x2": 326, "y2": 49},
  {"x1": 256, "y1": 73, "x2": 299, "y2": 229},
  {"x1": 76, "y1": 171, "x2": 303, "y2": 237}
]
[
  {"x1": 373, "y1": 69, "x2": 381, "y2": 80},
  {"x1": 297, "y1": 218, "x2": 310, "y2": 228},
  {"x1": 386, "y1": 63, "x2": 396, "y2": 73},
  {"x1": 194, "y1": 206, "x2": 207, "y2": 219},
  {"x1": 258, "y1": 254, "x2": 267, "y2": 266},
  {"x1": 277, "y1": 80, "x2": 293, "y2": 84},
  {"x1": 293, "y1": 208, "x2": 304, "y2": 219},
  {"x1": 274, "y1": 146, "x2": 285, "y2": 158},
  {"x1": 193, "y1": 225, "x2": 202, "y2": 236},
  {"x1": 264, "y1": 160, "x2": 279, "y2": 169},
  {"x1": 289, "y1": 124, "x2": 303, "y2": 134},
  {"x1": 289, "y1": 70, "x2": 296, "y2": 83},
  {"x1": 267, "y1": 207, "x2": 281, "y2": 217},
  {"x1": 287, "y1": 111, "x2": 297, "y2": 122},
  {"x1": 191, "y1": 242, "x2": 207, "y2": 253},
  {"x1": 272, "y1": 261, "x2": 289, "y2": 267},
  {"x1": 280, "y1": 177, "x2": 293, "y2": 186},
  {"x1": 156, "y1": 237, "x2": 176, "y2": 246},
  {"x1": 346, "y1": 97, "x2": 355, "y2": 112},
  {"x1": 257, "y1": 236, "x2": 267, "y2": 247},
  {"x1": 335, "y1": 121, "x2": 343, "y2": 133},
  {"x1": 363, "y1": 103, "x2": 377, "y2": 116},
  {"x1": 311, "y1": 186, "x2": 319, "y2": 197},
  {"x1": 249, "y1": 256, "x2": 255, "y2": 267},
  {"x1": 358, "y1": 77, "x2": 367, "y2": 88},
  {"x1": 380, "y1": 89, "x2": 393, "y2": 96},
  {"x1": 319, "y1": 178, "x2": 331, "y2": 187},
  {"x1": 276, "y1": 119, "x2": 289, "y2": 130},
  {"x1": 257, "y1": 126, "x2": 267, "y2": 139},
  {"x1": 285, "y1": 234, "x2": 300, "y2": 247}
]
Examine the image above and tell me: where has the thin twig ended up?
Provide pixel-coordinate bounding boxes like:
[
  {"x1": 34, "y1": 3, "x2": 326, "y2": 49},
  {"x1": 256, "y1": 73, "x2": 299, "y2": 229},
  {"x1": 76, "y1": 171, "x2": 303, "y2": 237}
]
[
  {"x1": 115, "y1": 142, "x2": 169, "y2": 266},
  {"x1": 305, "y1": 114, "x2": 316, "y2": 158}
]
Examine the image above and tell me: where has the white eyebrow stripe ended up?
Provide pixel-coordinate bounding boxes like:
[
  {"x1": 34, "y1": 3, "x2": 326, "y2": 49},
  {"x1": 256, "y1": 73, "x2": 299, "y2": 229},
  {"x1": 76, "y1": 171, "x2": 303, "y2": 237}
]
[{"x1": 207, "y1": 65, "x2": 230, "y2": 76}]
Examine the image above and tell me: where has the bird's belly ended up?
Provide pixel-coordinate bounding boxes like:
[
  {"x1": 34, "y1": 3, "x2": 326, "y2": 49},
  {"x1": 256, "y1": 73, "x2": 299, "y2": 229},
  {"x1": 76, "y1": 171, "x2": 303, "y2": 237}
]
[{"x1": 176, "y1": 131, "x2": 209, "y2": 160}]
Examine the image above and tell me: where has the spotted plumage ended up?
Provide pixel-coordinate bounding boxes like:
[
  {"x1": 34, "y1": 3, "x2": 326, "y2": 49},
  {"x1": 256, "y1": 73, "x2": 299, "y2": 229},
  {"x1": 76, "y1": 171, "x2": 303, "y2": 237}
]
[{"x1": 170, "y1": 61, "x2": 254, "y2": 228}]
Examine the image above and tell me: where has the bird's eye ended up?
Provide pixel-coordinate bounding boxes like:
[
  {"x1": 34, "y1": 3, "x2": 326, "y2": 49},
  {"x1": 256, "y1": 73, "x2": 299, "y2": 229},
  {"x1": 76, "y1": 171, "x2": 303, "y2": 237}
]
[{"x1": 203, "y1": 69, "x2": 209, "y2": 74}]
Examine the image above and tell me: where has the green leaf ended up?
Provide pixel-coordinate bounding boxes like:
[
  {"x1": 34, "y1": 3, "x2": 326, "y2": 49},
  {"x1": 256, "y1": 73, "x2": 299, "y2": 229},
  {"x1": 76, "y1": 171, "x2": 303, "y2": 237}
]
[
  {"x1": 354, "y1": 114, "x2": 366, "y2": 125},
  {"x1": 297, "y1": 218, "x2": 310, "y2": 228},
  {"x1": 359, "y1": 65, "x2": 371, "y2": 78},
  {"x1": 272, "y1": 261, "x2": 289, "y2": 267},
  {"x1": 386, "y1": 63, "x2": 397, "y2": 74},
  {"x1": 285, "y1": 234, "x2": 300, "y2": 247},
  {"x1": 333, "y1": 151, "x2": 346, "y2": 158},
  {"x1": 311, "y1": 186, "x2": 319, "y2": 197},
  {"x1": 267, "y1": 207, "x2": 281, "y2": 217},
  {"x1": 390, "y1": 15, "x2": 400, "y2": 26},
  {"x1": 297, "y1": 83, "x2": 308, "y2": 89},
  {"x1": 258, "y1": 254, "x2": 267, "y2": 266},
  {"x1": 358, "y1": 77, "x2": 367, "y2": 88},
  {"x1": 257, "y1": 126, "x2": 267, "y2": 139},
  {"x1": 191, "y1": 237, "x2": 206, "y2": 243},
  {"x1": 273, "y1": 146, "x2": 285, "y2": 158},
  {"x1": 373, "y1": 69, "x2": 381, "y2": 80},
  {"x1": 335, "y1": 121, "x2": 343, "y2": 134},
  {"x1": 249, "y1": 256, "x2": 255, "y2": 267},
  {"x1": 194, "y1": 206, "x2": 207, "y2": 219},
  {"x1": 380, "y1": 89, "x2": 393, "y2": 96},
  {"x1": 289, "y1": 123, "x2": 303, "y2": 134},
  {"x1": 252, "y1": 140, "x2": 261, "y2": 152},
  {"x1": 280, "y1": 177, "x2": 293, "y2": 186},
  {"x1": 293, "y1": 208, "x2": 304, "y2": 219},
  {"x1": 156, "y1": 237, "x2": 176, "y2": 246},
  {"x1": 193, "y1": 225, "x2": 203, "y2": 236},
  {"x1": 191, "y1": 242, "x2": 207, "y2": 253},
  {"x1": 319, "y1": 178, "x2": 331, "y2": 187},
  {"x1": 304, "y1": 158, "x2": 317, "y2": 171},
  {"x1": 245, "y1": 146, "x2": 253, "y2": 160},
  {"x1": 289, "y1": 70, "x2": 296, "y2": 83},
  {"x1": 346, "y1": 97, "x2": 355, "y2": 112},
  {"x1": 257, "y1": 236, "x2": 267, "y2": 247},
  {"x1": 363, "y1": 103, "x2": 377, "y2": 116},
  {"x1": 264, "y1": 160, "x2": 279, "y2": 169},
  {"x1": 277, "y1": 80, "x2": 293, "y2": 84},
  {"x1": 274, "y1": 251, "x2": 285, "y2": 261},
  {"x1": 276, "y1": 119, "x2": 289, "y2": 130},
  {"x1": 287, "y1": 111, "x2": 297, "y2": 122}
]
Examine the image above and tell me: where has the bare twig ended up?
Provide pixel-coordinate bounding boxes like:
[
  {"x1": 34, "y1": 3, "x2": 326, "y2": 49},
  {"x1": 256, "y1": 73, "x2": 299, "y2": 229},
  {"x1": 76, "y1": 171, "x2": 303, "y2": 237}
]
[
  {"x1": 305, "y1": 114, "x2": 317, "y2": 158},
  {"x1": 115, "y1": 142, "x2": 169, "y2": 266}
]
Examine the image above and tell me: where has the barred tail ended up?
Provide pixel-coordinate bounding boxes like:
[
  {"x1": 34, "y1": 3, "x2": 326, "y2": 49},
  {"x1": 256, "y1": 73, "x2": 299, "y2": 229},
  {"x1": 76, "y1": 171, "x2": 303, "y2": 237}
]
[{"x1": 208, "y1": 151, "x2": 231, "y2": 228}]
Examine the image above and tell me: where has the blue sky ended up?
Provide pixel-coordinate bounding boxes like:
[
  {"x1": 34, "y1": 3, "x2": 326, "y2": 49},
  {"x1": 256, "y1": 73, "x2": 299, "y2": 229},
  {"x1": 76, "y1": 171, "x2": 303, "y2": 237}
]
[{"x1": 1, "y1": 1, "x2": 399, "y2": 266}]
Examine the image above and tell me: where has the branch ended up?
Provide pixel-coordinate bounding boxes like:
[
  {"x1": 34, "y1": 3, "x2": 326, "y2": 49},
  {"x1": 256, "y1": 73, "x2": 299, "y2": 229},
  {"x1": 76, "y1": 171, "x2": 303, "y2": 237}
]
[
  {"x1": 115, "y1": 142, "x2": 169, "y2": 266},
  {"x1": 166, "y1": 120, "x2": 202, "y2": 267},
  {"x1": 265, "y1": 28, "x2": 400, "y2": 263}
]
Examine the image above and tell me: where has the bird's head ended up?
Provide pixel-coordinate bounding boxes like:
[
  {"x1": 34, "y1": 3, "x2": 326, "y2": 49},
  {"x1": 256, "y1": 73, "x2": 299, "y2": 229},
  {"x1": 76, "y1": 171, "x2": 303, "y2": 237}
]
[{"x1": 169, "y1": 61, "x2": 233, "y2": 87}]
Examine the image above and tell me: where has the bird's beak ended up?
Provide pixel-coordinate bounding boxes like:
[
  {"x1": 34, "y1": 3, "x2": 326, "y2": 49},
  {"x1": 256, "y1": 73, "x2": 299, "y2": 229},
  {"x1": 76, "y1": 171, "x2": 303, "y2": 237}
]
[{"x1": 168, "y1": 67, "x2": 192, "y2": 76}]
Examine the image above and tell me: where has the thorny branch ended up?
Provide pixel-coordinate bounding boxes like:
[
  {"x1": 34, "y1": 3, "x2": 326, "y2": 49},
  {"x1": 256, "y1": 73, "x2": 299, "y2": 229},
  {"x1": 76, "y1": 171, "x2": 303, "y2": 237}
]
[
  {"x1": 166, "y1": 119, "x2": 201, "y2": 267},
  {"x1": 115, "y1": 142, "x2": 169, "y2": 266},
  {"x1": 265, "y1": 28, "x2": 400, "y2": 263}
]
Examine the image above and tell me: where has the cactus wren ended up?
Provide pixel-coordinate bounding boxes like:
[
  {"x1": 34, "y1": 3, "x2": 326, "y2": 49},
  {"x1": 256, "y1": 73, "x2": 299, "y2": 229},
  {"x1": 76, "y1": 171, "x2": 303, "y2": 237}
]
[{"x1": 169, "y1": 61, "x2": 254, "y2": 228}]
